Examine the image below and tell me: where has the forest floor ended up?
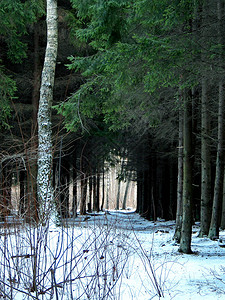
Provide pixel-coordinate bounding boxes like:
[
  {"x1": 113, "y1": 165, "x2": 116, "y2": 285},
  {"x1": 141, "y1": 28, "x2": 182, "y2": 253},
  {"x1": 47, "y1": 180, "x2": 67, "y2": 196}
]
[
  {"x1": 0, "y1": 210, "x2": 225, "y2": 299},
  {"x1": 73, "y1": 210, "x2": 225, "y2": 299}
]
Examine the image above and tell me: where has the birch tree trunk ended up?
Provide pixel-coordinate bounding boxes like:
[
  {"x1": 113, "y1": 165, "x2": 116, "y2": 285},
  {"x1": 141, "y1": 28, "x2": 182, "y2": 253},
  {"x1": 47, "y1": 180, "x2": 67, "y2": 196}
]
[{"x1": 37, "y1": 0, "x2": 58, "y2": 223}]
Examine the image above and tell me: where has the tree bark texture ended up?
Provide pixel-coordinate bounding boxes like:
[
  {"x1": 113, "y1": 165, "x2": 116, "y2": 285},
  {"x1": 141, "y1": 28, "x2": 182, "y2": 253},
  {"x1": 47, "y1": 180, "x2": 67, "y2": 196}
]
[
  {"x1": 179, "y1": 91, "x2": 193, "y2": 254},
  {"x1": 101, "y1": 167, "x2": 105, "y2": 211},
  {"x1": 208, "y1": 0, "x2": 225, "y2": 239},
  {"x1": 116, "y1": 178, "x2": 121, "y2": 210},
  {"x1": 93, "y1": 173, "x2": 97, "y2": 211},
  {"x1": 208, "y1": 80, "x2": 225, "y2": 238},
  {"x1": 28, "y1": 22, "x2": 42, "y2": 222},
  {"x1": 32, "y1": 22, "x2": 41, "y2": 139},
  {"x1": 72, "y1": 153, "x2": 77, "y2": 217},
  {"x1": 174, "y1": 97, "x2": 183, "y2": 242},
  {"x1": 221, "y1": 169, "x2": 225, "y2": 229},
  {"x1": 80, "y1": 174, "x2": 87, "y2": 215},
  {"x1": 19, "y1": 170, "x2": 26, "y2": 216},
  {"x1": 199, "y1": 78, "x2": 212, "y2": 237},
  {"x1": 96, "y1": 172, "x2": 100, "y2": 212},
  {"x1": 88, "y1": 173, "x2": 93, "y2": 212},
  {"x1": 37, "y1": 0, "x2": 58, "y2": 222},
  {"x1": 59, "y1": 158, "x2": 70, "y2": 217},
  {"x1": 122, "y1": 177, "x2": 131, "y2": 210},
  {"x1": 169, "y1": 160, "x2": 176, "y2": 220},
  {"x1": 0, "y1": 164, "x2": 11, "y2": 221}
]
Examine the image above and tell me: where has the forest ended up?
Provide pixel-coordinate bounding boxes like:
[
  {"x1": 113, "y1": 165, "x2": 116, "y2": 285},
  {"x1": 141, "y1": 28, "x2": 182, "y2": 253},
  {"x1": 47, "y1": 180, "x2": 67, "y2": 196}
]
[{"x1": 0, "y1": 0, "x2": 225, "y2": 256}]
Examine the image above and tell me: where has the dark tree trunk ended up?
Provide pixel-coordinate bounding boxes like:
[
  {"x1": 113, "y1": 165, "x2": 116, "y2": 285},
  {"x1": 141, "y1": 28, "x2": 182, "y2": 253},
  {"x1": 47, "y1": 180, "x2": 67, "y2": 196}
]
[
  {"x1": 116, "y1": 178, "x2": 121, "y2": 210},
  {"x1": 72, "y1": 154, "x2": 77, "y2": 217},
  {"x1": 1, "y1": 164, "x2": 12, "y2": 221},
  {"x1": 143, "y1": 169, "x2": 149, "y2": 218},
  {"x1": 88, "y1": 173, "x2": 92, "y2": 213},
  {"x1": 156, "y1": 158, "x2": 164, "y2": 219},
  {"x1": 59, "y1": 158, "x2": 70, "y2": 218},
  {"x1": 169, "y1": 159, "x2": 176, "y2": 220},
  {"x1": 221, "y1": 169, "x2": 225, "y2": 229},
  {"x1": 199, "y1": 78, "x2": 212, "y2": 237},
  {"x1": 150, "y1": 154, "x2": 156, "y2": 221},
  {"x1": 122, "y1": 175, "x2": 131, "y2": 210},
  {"x1": 208, "y1": 80, "x2": 225, "y2": 239},
  {"x1": 101, "y1": 167, "x2": 105, "y2": 211},
  {"x1": 32, "y1": 22, "x2": 41, "y2": 139},
  {"x1": 26, "y1": 165, "x2": 39, "y2": 223},
  {"x1": 136, "y1": 170, "x2": 143, "y2": 214},
  {"x1": 208, "y1": 0, "x2": 225, "y2": 239},
  {"x1": 93, "y1": 173, "x2": 97, "y2": 211},
  {"x1": 179, "y1": 90, "x2": 193, "y2": 254},
  {"x1": 96, "y1": 172, "x2": 100, "y2": 212},
  {"x1": 19, "y1": 170, "x2": 26, "y2": 216},
  {"x1": 174, "y1": 91, "x2": 184, "y2": 241},
  {"x1": 80, "y1": 173, "x2": 87, "y2": 215},
  {"x1": 28, "y1": 21, "x2": 42, "y2": 223}
]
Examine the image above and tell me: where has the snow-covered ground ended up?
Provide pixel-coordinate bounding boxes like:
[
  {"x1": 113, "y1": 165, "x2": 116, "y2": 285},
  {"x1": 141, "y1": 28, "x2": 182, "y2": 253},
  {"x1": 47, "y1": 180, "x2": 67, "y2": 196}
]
[
  {"x1": 0, "y1": 211, "x2": 224, "y2": 299},
  {"x1": 74, "y1": 211, "x2": 225, "y2": 299}
]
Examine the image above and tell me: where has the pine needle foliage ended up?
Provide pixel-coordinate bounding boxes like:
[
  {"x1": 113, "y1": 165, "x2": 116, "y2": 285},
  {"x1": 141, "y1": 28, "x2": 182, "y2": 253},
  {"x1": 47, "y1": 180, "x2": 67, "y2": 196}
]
[
  {"x1": 0, "y1": 0, "x2": 45, "y2": 62},
  {"x1": 0, "y1": 0, "x2": 45, "y2": 128},
  {"x1": 56, "y1": 0, "x2": 208, "y2": 137}
]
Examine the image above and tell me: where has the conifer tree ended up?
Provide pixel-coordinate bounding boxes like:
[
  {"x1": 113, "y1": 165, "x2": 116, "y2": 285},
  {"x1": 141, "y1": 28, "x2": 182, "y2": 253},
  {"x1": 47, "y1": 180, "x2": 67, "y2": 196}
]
[
  {"x1": 179, "y1": 90, "x2": 193, "y2": 254},
  {"x1": 208, "y1": 0, "x2": 225, "y2": 239},
  {"x1": 0, "y1": 0, "x2": 44, "y2": 128}
]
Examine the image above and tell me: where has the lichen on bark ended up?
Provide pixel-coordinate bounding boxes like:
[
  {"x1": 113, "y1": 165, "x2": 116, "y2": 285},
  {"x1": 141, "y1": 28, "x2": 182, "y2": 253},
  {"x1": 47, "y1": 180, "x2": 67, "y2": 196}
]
[{"x1": 37, "y1": 0, "x2": 58, "y2": 223}]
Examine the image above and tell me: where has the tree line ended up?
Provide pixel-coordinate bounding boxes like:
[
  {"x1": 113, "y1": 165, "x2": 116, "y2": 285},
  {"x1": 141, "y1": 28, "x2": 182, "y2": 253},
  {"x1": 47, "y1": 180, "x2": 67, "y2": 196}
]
[{"x1": 0, "y1": 0, "x2": 225, "y2": 254}]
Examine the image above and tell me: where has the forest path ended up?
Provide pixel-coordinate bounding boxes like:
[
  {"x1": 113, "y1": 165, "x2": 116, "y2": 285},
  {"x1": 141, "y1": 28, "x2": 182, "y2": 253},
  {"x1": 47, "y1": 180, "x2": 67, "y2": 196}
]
[{"x1": 62, "y1": 210, "x2": 177, "y2": 233}]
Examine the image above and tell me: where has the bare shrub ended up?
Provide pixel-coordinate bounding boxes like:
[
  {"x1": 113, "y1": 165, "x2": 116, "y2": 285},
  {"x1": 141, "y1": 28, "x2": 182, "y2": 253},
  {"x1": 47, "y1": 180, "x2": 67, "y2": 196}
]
[{"x1": 0, "y1": 214, "x2": 131, "y2": 299}]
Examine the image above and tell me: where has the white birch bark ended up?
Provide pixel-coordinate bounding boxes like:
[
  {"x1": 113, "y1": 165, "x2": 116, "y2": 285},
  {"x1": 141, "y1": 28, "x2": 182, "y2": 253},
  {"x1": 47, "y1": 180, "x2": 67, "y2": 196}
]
[{"x1": 37, "y1": 0, "x2": 58, "y2": 223}]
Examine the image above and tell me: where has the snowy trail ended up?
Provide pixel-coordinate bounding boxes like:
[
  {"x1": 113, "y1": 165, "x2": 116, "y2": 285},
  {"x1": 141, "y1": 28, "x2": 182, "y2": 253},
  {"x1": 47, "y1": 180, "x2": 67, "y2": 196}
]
[
  {"x1": 0, "y1": 211, "x2": 224, "y2": 299},
  {"x1": 72, "y1": 211, "x2": 225, "y2": 299}
]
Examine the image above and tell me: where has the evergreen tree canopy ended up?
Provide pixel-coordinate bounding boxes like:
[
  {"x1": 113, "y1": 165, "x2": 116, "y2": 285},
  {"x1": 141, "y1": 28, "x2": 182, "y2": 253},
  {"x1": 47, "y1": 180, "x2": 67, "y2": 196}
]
[
  {"x1": 56, "y1": 0, "x2": 205, "y2": 138},
  {"x1": 0, "y1": 0, "x2": 44, "y2": 128}
]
